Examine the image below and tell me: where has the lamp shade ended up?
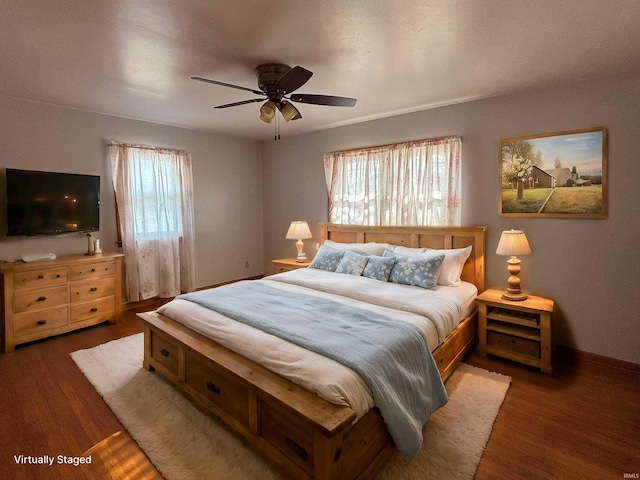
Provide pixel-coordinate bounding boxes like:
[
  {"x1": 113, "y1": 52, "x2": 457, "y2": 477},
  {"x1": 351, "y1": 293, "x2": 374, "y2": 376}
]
[
  {"x1": 259, "y1": 101, "x2": 276, "y2": 124},
  {"x1": 278, "y1": 101, "x2": 302, "y2": 122},
  {"x1": 496, "y1": 229, "x2": 531, "y2": 256},
  {"x1": 286, "y1": 221, "x2": 312, "y2": 240}
]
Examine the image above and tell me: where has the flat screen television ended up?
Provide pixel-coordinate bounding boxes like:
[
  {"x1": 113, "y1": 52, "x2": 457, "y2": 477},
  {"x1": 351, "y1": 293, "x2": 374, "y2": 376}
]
[{"x1": 5, "y1": 168, "x2": 100, "y2": 236}]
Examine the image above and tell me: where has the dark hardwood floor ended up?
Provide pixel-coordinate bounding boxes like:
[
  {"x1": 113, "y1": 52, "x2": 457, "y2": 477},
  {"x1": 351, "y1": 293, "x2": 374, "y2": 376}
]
[{"x1": 1, "y1": 306, "x2": 639, "y2": 479}]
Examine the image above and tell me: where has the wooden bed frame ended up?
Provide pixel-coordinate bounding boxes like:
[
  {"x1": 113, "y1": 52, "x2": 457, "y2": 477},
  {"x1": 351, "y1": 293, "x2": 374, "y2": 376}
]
[{"x1": 138, "y1": 224, "x2": 486, "y2": 480}]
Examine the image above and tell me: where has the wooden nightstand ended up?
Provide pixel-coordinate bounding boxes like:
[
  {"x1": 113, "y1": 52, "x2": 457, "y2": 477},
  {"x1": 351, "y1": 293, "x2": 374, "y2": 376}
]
[
  {"x1": 271, "y1": 258, "x2": 311, "y2": 274},
  {"x1": 476, "y1": 289, "x2": 554, "y2": 373}
]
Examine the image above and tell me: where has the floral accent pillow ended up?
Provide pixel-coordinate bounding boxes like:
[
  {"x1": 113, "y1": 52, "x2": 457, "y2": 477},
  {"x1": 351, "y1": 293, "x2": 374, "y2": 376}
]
[
  {"x1": 362, "y1": 255, "x2": 396, "y2": 282},
  {"x1": 335, "y1": 251, "x2": 369, "y2": 275},
  {"x1": 383, "y1": 249, "x2": 445, "y2": 289},
  {"x1": 308, "y1": 245, "x2": 345, "y2": 272}
]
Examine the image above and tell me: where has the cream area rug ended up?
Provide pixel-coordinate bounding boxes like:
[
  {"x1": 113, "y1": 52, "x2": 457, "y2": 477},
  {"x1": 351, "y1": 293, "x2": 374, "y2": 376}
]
[{"x1": 71, "y1": 334, "x2": 510, "y2": 480}]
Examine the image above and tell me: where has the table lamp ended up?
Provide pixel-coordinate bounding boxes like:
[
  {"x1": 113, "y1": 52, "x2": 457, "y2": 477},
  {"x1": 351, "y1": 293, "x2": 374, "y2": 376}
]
[
  {"x1": 496, "y1": 229, "x2": 531, "y2": 301},
  {"x1": 286, "y1": 221, "x2": 312, "y2": 262}
]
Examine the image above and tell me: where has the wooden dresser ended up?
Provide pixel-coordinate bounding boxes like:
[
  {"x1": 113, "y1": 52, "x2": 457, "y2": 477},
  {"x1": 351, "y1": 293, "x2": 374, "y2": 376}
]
[{"x1": 1, "y1": 252, "x2": 123, "y2": 353}]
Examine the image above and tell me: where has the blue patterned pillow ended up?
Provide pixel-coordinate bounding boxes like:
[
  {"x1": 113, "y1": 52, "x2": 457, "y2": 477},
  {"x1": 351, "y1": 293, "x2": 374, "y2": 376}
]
[
  {"x1": 362, "y1": 255, "x2": 396, "y2": 281},
  {"x1": 335, "y1": 251, "x2": 369, "y2": 275},
  {"x1": 308, "y1": 245, "x2": 345, "y2": 272},
  {"x1": 383, "y1": 249, "x2": 445, "y2": 289}
]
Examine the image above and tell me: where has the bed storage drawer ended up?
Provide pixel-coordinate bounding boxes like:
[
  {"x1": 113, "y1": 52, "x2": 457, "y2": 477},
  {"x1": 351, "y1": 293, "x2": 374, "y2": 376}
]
[
  {"x1": 260, "y1": 400, "x2": 315, "y2": 477},
  {"x1": 185, "y1": 351, "x2": 250, "y2": 428},
  {"x1": 150, "y1": 331, "x2": 180, "y2": 375}
]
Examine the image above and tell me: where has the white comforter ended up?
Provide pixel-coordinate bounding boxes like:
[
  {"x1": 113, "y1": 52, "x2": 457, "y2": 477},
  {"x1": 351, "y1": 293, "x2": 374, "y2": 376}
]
[{"x1": 157, "y1": 268, "x2": 477, "y2": 420}]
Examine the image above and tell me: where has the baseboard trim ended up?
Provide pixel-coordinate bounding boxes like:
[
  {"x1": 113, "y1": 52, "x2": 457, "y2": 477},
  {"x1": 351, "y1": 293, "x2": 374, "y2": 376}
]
[{"x1": 556, "y1": 345, "x2": 640, "y2": 375}]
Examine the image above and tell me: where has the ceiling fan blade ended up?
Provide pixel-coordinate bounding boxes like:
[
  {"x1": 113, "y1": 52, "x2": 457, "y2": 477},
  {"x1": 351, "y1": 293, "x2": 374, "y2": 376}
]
[
  {"x1": 274, "y1": 66, "x2": 313, "y2": 93},
  {"x1": 290, "y1": 94, "x2": 357, "y2": 107},
  {"x1": 214, "y1": 98, "x2": 265, "y2": 109},
  {"x1": 191, "y1": 76, "x2": 265, "y2": 96}
]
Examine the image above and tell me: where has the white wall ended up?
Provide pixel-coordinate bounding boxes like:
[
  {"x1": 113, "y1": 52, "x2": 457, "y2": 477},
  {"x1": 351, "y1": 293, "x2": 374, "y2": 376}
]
[
  {"x1": 262, "y1": 71, "x2": 640, "y2": 365},
  {"x1": 0, "y1": 96, "x2": 264, "y2": 294}
]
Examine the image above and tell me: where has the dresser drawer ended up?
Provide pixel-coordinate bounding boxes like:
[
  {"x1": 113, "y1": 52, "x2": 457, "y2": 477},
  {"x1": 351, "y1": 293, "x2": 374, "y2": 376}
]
[
  {"x1": 13, "y1": 306, "x2": 69, "y2": 338},
  {"x1": 150, "y1": 330, "x2": 181, "y2": 375},
  {"x1": 70, "y1": 277, "x2": 116, "y2": 303},
  {"x1": 185, "y1": 351, "x2": 250, "y2": 428},
  {"x1": 13, "y1": 267, "x2": 68, "y2": 290},
  {"x1": 13, "y1": 285, "x2": 68, "y2": 314},
  {"x1": 70, "y1": 296, "x2": 115, "y2": 323},
  {"x1": 70, "y1": 260, "x2": 116, "y2": 281}
]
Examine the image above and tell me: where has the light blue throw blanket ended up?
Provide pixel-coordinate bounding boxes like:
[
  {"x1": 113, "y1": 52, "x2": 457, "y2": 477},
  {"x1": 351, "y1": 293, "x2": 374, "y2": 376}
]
[{"x1": 178, "y1": 281, "x2": 448, "y2": 455}]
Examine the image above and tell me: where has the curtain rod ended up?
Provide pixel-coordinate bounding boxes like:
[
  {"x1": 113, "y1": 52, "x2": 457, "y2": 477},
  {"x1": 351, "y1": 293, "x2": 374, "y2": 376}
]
[
  {"x1": 325, "y1": 135, "x2": 460, "y2": 156},
  {"x1": 108, "y1": 141, "x2": 188, "y2": 155}
]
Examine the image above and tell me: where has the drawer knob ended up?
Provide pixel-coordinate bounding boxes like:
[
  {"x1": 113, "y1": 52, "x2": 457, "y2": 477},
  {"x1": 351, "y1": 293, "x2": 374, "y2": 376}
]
[
  {"x1": 91, "y1": 268, "x2": 96, "y2": 272},
  {"x1": 36, "y1": 296, "x2": 47, "y2": 302},
  {"x1": 37, "y1": 320, "x2": 47, "y2": 325},
  {"x1": 206, "y1": 381, "x2": 221, "y2": 395},
  {"x1": 90, "y1": 287, "x2": 98, "y2": 292},
  {"x1": 38, "y1": 274, "x2": 45, "y2": 279},
  {"x1": 90, "y1": 307, "x2": 98, "y2": 312},
  {"x1": 285, "y1": 437, "x2": 308, "y2": 462},
  {"x1": 160, "y1": 349, "x2": 170, "y2": 357}
]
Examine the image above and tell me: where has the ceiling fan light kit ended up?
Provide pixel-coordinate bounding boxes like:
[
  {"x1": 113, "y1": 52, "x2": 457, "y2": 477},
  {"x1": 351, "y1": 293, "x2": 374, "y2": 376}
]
[
  {"x1": 192, "y1": 63, "x2": 356, "y2": 134},
  {"x1": 277, "y1": 101, "x2": 301, "y2": 122},
  {"x1": 259, "y1": 101, "x2": 277, "y2": 123}
]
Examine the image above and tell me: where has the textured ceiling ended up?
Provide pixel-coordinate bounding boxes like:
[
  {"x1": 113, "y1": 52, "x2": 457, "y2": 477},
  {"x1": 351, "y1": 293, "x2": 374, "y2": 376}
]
[{"x1": 2, "y1": 0, "x2": 640, "y2": 140}]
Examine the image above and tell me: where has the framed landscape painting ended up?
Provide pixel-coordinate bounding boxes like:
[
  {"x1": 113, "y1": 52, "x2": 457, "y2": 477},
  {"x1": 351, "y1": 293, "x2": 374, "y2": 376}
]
[{"x1": 499, "y1": 127, "x2": 607, "y2": 218}]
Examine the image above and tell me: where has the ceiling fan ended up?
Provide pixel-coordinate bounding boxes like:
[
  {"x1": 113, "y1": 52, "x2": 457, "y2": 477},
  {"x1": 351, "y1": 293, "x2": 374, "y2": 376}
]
[{"x1": 191, "y1": 63, "x2": 357, "y2": 125}]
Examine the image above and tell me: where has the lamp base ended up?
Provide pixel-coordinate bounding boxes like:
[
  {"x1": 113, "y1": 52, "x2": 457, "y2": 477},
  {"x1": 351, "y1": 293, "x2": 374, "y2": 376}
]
[
  {"x1": 501, "y1": 289, "x2": 528, "y2": 301},
  {"x1": 295, "y1": 253, "x2": 308, "y2": 262}
]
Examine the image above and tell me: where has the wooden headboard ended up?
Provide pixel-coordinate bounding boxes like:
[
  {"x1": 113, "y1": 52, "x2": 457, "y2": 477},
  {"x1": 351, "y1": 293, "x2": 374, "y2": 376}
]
[{"x1": 319, "y1": 223, "x2": 486, "y2": 292}]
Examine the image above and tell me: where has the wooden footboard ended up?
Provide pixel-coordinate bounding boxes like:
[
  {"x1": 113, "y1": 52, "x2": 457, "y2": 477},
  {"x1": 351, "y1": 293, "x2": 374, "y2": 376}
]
[{"x1": 138, "y1": 308, "x2": 478, "y2": 480}]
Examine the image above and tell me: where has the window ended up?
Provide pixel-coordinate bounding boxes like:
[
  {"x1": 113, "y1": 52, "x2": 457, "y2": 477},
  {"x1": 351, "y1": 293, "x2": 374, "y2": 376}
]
[
  {"x1": 323, "y1": 136, "x2": 462, "y2": 226},
  {"x1": 109, "y1": 143, "x2": 196, "y2": 301}
]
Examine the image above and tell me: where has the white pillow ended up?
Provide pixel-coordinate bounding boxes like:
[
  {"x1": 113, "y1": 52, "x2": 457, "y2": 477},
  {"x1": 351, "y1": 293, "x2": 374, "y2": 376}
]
[
  {"x1": 392, "y1": 245, "x2": 429, "y2": 256},
  {"x1": 424, "y1": 245, "x2": 472, "y2": 286},
  {"x1": 323, "y1": 239, "x2": 390, "y2": 256}
]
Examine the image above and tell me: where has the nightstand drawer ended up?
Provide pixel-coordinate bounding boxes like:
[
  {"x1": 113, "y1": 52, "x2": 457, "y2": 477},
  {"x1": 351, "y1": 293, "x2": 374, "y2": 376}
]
[
  {"x1": 272, "y1": 258, "x2": 311, "y2": 274},
  {"x1": 487, "y1": 330, "x2": 540, "y2": 358},
  {"x1": 275, "y1": 265, "x2": 293, "y2": 273}
]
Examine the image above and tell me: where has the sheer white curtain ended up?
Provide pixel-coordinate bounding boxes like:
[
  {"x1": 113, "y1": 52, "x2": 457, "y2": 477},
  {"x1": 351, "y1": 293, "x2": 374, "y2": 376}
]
[
  {"x1": 324, "y1": 136, "x2": 462, "y2": 226},
  {"x1": 109, "y1": 143, "x2": 196, "y2": 301}
]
